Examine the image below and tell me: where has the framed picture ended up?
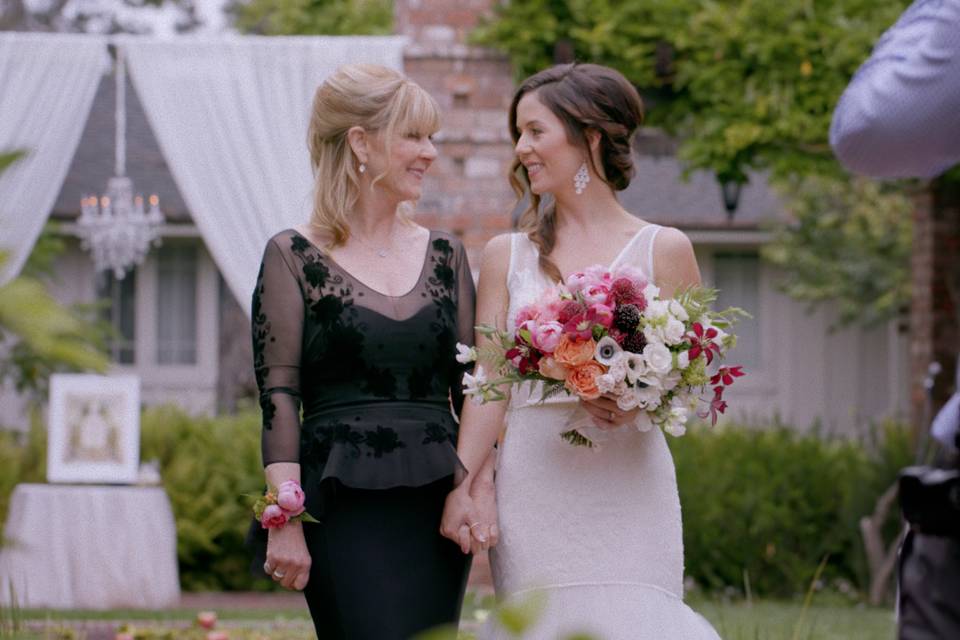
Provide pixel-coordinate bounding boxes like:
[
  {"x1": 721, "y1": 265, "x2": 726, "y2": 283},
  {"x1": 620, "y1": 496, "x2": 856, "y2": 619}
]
[{"x1": 47, "y1": 373, "x2": 140, "y2": 484}]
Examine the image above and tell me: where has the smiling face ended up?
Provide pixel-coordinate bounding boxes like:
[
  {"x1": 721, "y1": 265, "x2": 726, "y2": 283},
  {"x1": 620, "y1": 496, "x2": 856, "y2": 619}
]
[
  {"x1": 366, "y1": 129, "x2": 437, "y2": 202},
  {"x1": 514, "y1": 90, "x2": 586, "y2": 197}
]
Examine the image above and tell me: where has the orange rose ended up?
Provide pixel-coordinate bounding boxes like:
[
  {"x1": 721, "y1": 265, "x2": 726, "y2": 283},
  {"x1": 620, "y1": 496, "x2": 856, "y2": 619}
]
[
  {"x1": 565, "y1": 361, "x2": 605, "y2": 400},
  {"x1": 538, "y1": 356, "x2": 569, "y2": 381},
  {"x1": 553, "y1": 335, "x2": 597, "y2": 367}
]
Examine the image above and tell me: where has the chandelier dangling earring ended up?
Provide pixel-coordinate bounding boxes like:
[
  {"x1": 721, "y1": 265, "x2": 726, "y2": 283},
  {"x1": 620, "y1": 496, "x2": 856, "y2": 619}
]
[{"x1": 574, "y1": 162, "x2": 590, "y2": 195}]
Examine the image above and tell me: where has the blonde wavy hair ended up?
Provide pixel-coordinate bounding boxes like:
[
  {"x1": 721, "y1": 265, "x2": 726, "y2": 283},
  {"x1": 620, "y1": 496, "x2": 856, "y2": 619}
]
[{"x1": 306, "y1": 63, "x2": 440, "y2": 249}]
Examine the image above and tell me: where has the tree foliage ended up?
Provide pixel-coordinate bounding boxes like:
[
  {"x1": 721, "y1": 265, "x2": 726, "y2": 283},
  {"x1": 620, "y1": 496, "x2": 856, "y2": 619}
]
[
  {"x1": 0, "y1": 0, "x2": 203, "y2": 34},
  {"x1": 474, "y1": 0, "x2": 917, "y2": 326},
  {"x1": 763, "y1": 177, "x2": 913, "y2": 328},
  {"x1": 0, "y1": 152, "x2": 109, "y2": 403},
  {"x1": 230, "y1": 0, "x2": 392, "y2": 35}
]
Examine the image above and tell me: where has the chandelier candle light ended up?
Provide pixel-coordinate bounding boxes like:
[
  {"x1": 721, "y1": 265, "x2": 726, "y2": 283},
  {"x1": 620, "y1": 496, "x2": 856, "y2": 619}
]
[{"x1": 78, "y1": 45, "x2": 163, "y2": 279}]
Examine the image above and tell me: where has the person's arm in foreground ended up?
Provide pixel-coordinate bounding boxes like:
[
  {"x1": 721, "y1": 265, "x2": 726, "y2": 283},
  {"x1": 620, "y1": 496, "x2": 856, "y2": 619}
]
[{"x1": 830, "y1": 0, "x2": 960, "y2": 178}]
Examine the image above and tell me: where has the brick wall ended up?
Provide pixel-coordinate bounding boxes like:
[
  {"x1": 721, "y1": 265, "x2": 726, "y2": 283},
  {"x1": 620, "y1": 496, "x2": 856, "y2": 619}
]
[
  {"x1": 397, "y1": 0, "x2": 519, "y2": 267},
  {"x1": 910, "y1": 179, "x2": 960, "y2": 432}
]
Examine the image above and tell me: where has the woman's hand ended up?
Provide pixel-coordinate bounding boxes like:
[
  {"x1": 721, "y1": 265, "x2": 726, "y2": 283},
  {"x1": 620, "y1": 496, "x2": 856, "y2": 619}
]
[
  {"x1": 469, "y1": 480, "x2": 499, "y2": 554},
  {"x1": 580, "y1": 394, "x2": 640, "y2": 429},
  {"x1": 440, "y1": 486, "x2": 482, "y2": 554},
  {"x1": 264, "y1": 521, "x2": 311, "y2": 590}
]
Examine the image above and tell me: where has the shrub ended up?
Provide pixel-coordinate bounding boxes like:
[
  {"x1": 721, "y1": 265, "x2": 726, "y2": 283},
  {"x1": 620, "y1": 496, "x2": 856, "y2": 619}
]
[
  {"x1": 139, "y1": 405, "x2": 267, "y2": 591},
  {"x1": 671, "y1": 419, "x2": 912, "y2": 598}
]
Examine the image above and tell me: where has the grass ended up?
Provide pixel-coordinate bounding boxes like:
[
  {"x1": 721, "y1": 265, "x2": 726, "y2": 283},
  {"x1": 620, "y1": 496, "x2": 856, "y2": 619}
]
[
  {"x1": 691, "y1": 597, "x2": 895, "y2": 640},
  {"x1": 3, "y1": 592, "x2": 896, "y2": 640}
]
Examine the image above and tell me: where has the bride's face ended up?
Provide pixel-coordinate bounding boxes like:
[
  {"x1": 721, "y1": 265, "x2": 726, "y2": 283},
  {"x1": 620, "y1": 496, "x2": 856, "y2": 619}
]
[{"x1": 514, "y1": 91, "x2": 584, "y2": 196}]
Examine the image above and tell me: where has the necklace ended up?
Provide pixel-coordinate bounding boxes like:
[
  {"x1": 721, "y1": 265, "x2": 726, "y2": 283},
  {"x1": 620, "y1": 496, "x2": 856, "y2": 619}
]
[{"x1": 351, "y1": 231, "x2": 393, "y2": 258}]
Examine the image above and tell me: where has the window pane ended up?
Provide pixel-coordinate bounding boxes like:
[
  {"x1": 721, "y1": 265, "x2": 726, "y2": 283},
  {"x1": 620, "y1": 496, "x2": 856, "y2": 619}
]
[
  {"x1": 714, "y1": 252, "x2": 761, "y2": 371},
  {"x1": 156, "y1": 244, "x2": 198, "y2": 365},
  {"x1": 96, "y1": 269, "x2": 136, "y2": 365}
]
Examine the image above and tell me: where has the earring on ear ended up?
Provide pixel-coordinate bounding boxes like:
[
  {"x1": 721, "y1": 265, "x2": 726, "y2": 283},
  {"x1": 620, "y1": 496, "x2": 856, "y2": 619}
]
[
  {"x1": 359, "y1": 163, "x2": 366, "y2": 174},
  {"x1": 574, "y1": 162, "x2": 590, "y2": 195}
]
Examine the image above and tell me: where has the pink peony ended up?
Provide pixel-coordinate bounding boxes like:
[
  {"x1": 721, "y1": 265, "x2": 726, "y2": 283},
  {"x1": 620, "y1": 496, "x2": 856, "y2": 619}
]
[
  {"x1": 514, "y1": 304, "x2": 539, "y2": 326},
  {"x1": 586, "y1": 303, "x2": 614, "y2": 329},
  {"x1": 565, "y1": 271, "x2": 591, "y2": 294},
  {"x1": 196, "y1": 611, "x2": 217, "y2": 630},
  {"x1": 581, "y1": 283, "x2": 611, "y2": 306},
  {"x1": 276, "y1": 481, "x2": 306, "y2": 516},
  {"x1": 260, "y1": 504, "x2": 289, "y2": 529},
  {"x1": 531, "y1": 321, "x2": 564, "y2": 353}
]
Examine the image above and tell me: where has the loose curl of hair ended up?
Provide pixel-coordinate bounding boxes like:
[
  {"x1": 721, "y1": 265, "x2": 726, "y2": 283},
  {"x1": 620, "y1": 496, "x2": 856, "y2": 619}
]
[
  {"x1": 509, "y1": 63, "x2": 644, "y2": 282},
  {"x1": 306, "y1": 63, "x2": 440, "y2": 250}
]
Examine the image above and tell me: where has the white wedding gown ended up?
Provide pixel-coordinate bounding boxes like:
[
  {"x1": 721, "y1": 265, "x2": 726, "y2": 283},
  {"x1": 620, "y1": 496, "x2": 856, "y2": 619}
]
[{"x1": 485, "y1": 228, "x2": 721, "y2": 639}]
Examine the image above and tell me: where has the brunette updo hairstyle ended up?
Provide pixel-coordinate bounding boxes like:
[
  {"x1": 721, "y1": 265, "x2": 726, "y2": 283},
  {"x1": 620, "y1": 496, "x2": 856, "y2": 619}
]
[{"x1": 509, "y1": 63, "x2": 644, "y2": 282}]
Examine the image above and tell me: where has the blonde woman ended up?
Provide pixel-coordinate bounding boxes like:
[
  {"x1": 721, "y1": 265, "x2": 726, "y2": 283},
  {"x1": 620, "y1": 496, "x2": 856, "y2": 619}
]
[{"x1": 250, "y1": 64, "x2": 479, "y2": 638}]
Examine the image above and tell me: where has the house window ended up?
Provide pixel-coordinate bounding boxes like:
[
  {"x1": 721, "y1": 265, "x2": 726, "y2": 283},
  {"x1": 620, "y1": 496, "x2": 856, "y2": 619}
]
[
  {"x1": 97, "y1": 269, "x2": 136, "y2": 364},
  {"x1": 713, "y1": 251, "x2": 761, "y2": 371},
  {"x1": 156, "y1": 243, "x2": 198, "y2": 365}
]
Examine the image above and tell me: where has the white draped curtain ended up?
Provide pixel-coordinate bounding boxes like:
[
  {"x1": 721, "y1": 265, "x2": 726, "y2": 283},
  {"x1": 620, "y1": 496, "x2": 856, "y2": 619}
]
[
  {"x1": 0, "y1": 33, "x2": 107, "y2": 285},
  {"x1": 123, "y1": 35, "x2": 407, "y2": 309}
]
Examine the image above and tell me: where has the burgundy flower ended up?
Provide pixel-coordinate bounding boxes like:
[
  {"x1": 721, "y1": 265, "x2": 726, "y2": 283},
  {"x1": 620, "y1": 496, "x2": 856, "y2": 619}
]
[
  {"x1": 697, "y1": 386, "x2": 728, "y2": 426},
  {"x1": 563, "y1": 313, "x2": 594, "y2": 341},
  {"x1": 557, "y1": 300, "x2": 586, "y2": 325},
  {"x1": 687, "y1": 322, "x2": 721, "y2": 365},
  {"x1": 710, "y1": 365, "x2": 745, "y2": 387},
  {"x1": 609, "y1": 277, "x2": 642, "y2": 306},
  {"x1": 621, "y1": 332, "x2": 647, "y2": 354}
]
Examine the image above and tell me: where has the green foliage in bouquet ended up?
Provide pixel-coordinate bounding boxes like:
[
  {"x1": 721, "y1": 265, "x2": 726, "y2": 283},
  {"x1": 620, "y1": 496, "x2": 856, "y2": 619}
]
[{"x1": 672, "y1": 420, "x2": 913, "y2": 598}]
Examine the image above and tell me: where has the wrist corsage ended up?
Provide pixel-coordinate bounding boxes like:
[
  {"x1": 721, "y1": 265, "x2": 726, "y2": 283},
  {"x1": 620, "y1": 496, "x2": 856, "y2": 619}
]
[{"x1": 252, "y1": 480, "x2": 320, "y2": 529}]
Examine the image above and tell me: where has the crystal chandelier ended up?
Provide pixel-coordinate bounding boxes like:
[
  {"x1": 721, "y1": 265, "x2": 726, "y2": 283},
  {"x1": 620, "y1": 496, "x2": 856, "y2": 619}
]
[{"x1": 78, "y1": 45, "x2": 163, "y2": 280}]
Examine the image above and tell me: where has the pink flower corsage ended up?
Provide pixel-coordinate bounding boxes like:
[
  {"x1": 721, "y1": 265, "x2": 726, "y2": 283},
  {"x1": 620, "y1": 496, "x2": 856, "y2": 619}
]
[{"x1": 252, "y1": 480, "x2": 319, "y2": 529}]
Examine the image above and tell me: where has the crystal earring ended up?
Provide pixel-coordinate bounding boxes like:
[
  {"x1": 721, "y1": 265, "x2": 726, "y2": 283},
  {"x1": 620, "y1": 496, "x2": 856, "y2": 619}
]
[
  {"x1": 574, "y1": 162, "x2": 590, "y2": 194},
  {"x1": 359, "y1": 163, "x2": 366, "y2": 174}
]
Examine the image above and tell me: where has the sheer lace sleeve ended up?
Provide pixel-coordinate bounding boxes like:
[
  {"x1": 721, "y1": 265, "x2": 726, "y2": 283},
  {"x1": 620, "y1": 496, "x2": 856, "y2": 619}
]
[
  {"x1": 251, "y1": 238, "x2": 303, "y2": 466},
  {"x1": 450, "y1": 240, "x2": 476, "y2": 418}
]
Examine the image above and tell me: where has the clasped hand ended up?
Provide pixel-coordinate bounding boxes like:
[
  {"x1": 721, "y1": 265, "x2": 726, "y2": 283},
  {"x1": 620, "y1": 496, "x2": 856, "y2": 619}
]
[{"x1": 440, "y1": 481, "x2": 499, "y2": 554}]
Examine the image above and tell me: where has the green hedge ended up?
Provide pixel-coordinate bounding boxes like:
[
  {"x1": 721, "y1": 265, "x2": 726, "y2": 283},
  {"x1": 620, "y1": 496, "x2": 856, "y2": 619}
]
[
  {"x1": 672, "y1": 420, "x2": 911, "y2": 598},
  {"x1": 0, "y1": 409, "x2": 911, "y2": 597},
  {"x1": 139, "y1": 405, "x2": 266, "y2": 591}
]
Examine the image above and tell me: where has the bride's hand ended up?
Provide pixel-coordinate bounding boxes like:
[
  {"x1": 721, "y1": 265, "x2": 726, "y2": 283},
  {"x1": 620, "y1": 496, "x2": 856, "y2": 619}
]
[
  {"x1": 440, "y1": 486, "x2": 483, "y2": 554},
  {"x1": 469, "y1": 480, "x2": 499, "y2": 554},
  {"x1": 580, "y1": 394, "x2": 640, "y2": 430}
]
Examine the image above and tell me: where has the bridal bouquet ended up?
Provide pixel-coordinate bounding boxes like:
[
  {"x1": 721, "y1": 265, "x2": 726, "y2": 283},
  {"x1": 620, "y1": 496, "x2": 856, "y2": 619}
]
[{"x1": 456, "y1": 264, "x2": 747, "y2": 447}]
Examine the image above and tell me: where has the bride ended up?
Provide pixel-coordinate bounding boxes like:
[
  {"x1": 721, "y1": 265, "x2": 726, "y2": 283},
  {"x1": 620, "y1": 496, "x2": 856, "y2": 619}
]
[{"x1": 441, "y1": 63, "x2": 721, "y2": 639}]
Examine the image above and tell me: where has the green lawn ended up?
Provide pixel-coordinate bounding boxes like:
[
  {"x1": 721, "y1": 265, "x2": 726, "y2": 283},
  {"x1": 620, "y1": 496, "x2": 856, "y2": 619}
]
[
  {"x1": 692, "y1": 598, "x2": 895, "y2": 640},
  {"x1": 2, "y1": 593, "x2": 896, "y2": 640}
]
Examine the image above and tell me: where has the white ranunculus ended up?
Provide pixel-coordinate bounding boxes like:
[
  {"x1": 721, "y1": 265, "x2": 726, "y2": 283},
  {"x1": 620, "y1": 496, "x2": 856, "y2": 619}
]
[
  {"x1": 646, "y1": 299, "x2": 670, "y2": 320},
  {"x1": 642, "y1": 282, "x2": 661, "y2": 302},
  {"x1": 613, "y1": 380, "x2": 629, "y2": 395},
  {"x1": 597, "y1": 373, "x2": 617, "y2": 394},
  {"x1": 608, "y1": 358, "x2": 628, "y2": 382},
  {"x1": 455, "y1": 342, "x2": 478, "y2": 364},
  {"x1": 668, "y1": 299, "x2": 689, "y2": 322},
  {"x1": 664, "y1": 405, "x2": 689, "y2": 437},
  {"x1": 617, "y1": 388, "x2": 640, "y2": 411},
  {"x1": 643, "y1": 342, "x2": 673, "y2": 375},
  {"x1": 663, "y1": 317, "x2": 686, "y2": 345}
]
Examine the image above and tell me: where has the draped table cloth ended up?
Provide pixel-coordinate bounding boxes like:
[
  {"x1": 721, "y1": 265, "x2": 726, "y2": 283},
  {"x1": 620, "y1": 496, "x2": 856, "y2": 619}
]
[{"x1": 0, "y1": 483, "x2": 179, "y2": 609}]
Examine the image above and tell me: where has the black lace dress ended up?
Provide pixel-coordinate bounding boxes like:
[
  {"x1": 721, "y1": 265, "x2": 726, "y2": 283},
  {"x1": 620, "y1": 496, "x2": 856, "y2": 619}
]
[{"x1": 250, "y1": 228, "x2": 475, "y2": 639}]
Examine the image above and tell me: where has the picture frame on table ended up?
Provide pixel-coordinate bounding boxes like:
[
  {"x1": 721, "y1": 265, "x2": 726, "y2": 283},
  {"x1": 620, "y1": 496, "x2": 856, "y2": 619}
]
[{"x1": 47, "y1": 373, "x2": 140, "y2": 484}]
